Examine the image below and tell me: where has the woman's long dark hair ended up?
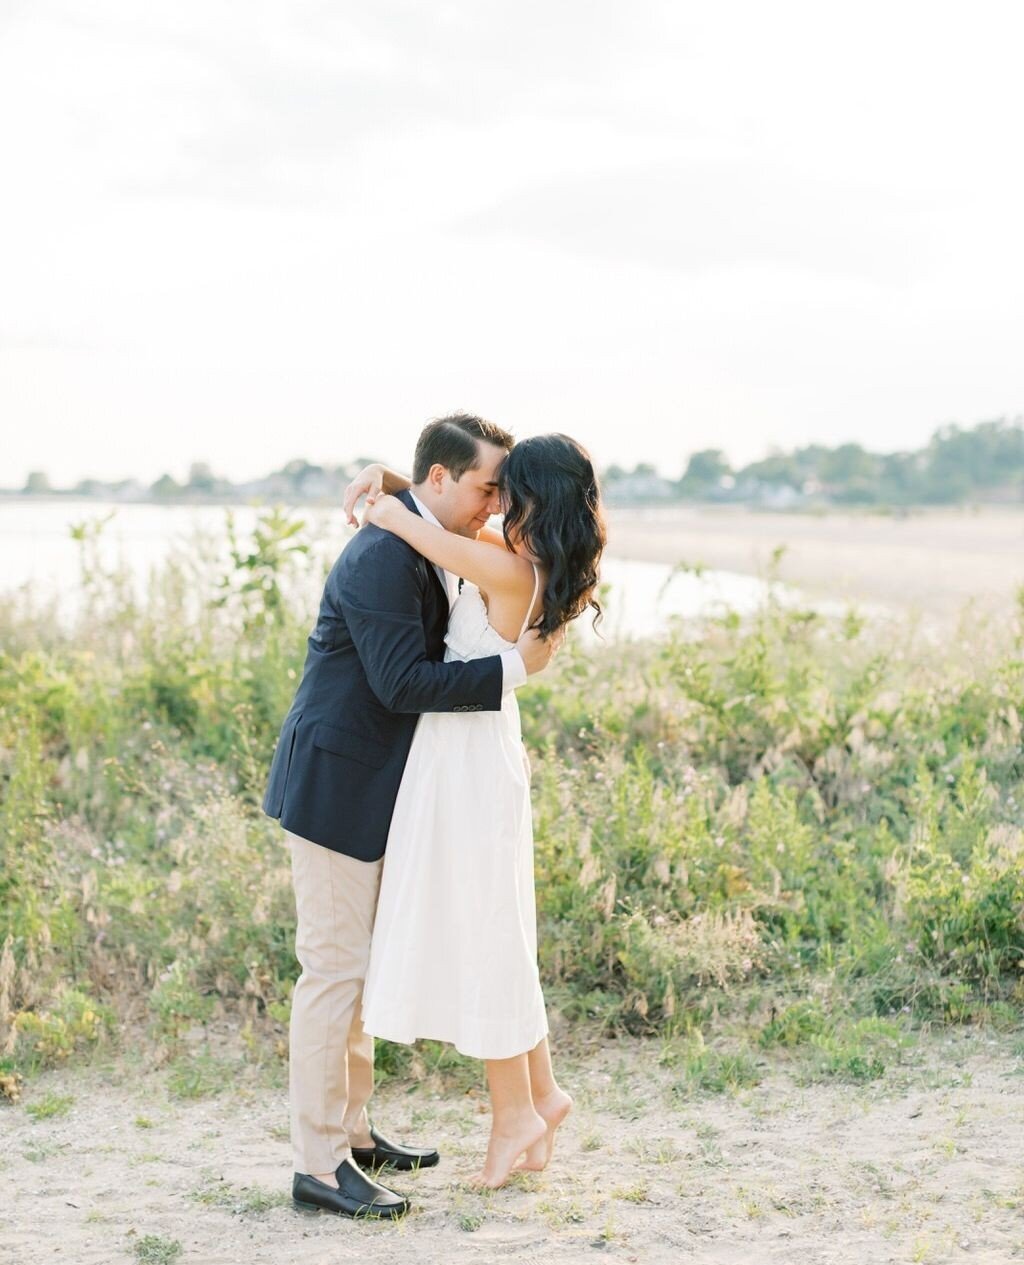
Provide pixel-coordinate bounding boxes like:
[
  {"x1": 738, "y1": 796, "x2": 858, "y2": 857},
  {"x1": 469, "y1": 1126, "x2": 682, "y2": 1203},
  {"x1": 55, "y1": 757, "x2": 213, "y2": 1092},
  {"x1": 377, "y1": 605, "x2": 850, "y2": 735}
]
[{"x1": 498, "y1": 434, "x2": 606, "y2": 637}]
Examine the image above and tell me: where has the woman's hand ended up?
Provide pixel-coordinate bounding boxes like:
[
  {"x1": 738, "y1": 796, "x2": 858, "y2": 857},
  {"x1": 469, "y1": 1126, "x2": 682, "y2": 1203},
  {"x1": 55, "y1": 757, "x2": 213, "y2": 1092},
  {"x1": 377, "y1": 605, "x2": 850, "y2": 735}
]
[
  {"x1": 362, "y1": 492, "x2": 408, "y2": 531},
  {"x1": 342, "y1": 463, "x2": 386, "y2": 526}
]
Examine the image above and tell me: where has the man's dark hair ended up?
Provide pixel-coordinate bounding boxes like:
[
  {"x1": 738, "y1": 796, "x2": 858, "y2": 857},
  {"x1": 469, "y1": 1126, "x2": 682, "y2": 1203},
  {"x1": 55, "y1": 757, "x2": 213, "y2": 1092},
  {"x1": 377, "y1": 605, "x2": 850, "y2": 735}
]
[{"x1": 412, "y1": 413, "x2": 514, "y2": 484}]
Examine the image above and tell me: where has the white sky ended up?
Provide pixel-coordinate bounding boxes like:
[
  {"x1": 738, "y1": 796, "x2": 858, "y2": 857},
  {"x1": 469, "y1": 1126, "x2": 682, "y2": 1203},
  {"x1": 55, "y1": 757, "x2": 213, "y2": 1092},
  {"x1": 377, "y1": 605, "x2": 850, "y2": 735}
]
[{"x1": 2, "y1": 0, "x2": 1023, "y2": 486}]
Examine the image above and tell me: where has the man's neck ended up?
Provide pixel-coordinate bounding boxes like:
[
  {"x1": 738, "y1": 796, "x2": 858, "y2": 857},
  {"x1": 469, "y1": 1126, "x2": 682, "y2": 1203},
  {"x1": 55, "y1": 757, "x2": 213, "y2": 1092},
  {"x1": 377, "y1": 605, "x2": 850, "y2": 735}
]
[{"x1": 410, "y1": 484, "x2": 445, "y2": 528}]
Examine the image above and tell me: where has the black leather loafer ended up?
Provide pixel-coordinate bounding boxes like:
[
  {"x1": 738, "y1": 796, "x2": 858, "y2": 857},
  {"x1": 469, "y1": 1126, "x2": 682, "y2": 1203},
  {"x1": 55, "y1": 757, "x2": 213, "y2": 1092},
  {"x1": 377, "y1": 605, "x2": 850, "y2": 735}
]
[
  {"x1": 350, "y1": 1125, "x2": 440, "y2": 1172},
  {"x1": 292, "y1": 1157, "x2": 410, "y2": 1219}
]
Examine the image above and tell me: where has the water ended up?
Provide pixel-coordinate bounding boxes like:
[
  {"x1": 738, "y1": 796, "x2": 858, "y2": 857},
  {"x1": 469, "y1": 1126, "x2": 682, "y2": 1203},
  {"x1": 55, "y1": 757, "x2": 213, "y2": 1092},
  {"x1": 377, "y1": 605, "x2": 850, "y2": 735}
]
[{"x1": 0, "y1": 499, "x2": 806, "y2": 639}]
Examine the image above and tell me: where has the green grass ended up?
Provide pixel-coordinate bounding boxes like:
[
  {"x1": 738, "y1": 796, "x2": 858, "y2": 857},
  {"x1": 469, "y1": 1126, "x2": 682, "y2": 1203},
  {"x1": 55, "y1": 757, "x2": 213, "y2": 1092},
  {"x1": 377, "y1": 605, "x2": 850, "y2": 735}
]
[
  {"x1": 611, "y1": 1182, "x2": 650, "y2": 1204},
  {"x1": 25, "y1": 1092, "x2": 74, "y2": 1121},
  {"x1": 166, "y1": 1053, "x2": 238, "y2": 1101},
  {"x1": 132, "y1": 1235, "x2": 182, "y2": 1264},
  {"x1": 1, "y1": 509, "x2": 1023, "y2": 1086},
  {"x1": 190, "y1": 1182, "x2": 290, "y2": 1214},
  {"x1": 671, "y1": 1045, "x2": 763, "y2": 1097}
]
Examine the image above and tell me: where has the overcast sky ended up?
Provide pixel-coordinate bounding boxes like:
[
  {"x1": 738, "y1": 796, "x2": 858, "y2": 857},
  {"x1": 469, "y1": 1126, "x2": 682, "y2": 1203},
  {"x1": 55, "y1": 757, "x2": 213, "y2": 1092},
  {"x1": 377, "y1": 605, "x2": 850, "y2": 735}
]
[{"x1": 2, "y1": 0, "x2": 1023, "y2": 486}]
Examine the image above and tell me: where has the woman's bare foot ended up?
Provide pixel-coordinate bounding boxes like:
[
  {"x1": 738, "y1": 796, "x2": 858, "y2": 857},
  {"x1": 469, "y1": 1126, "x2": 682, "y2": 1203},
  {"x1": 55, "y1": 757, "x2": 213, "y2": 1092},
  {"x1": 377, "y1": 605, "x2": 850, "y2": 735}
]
[
  {"x1": 467, "y1": 1109, "x2": 547, "y2": 1189},
  {"x1": 514, "y1": 1087, "x2": 574, "y2": 1172}
]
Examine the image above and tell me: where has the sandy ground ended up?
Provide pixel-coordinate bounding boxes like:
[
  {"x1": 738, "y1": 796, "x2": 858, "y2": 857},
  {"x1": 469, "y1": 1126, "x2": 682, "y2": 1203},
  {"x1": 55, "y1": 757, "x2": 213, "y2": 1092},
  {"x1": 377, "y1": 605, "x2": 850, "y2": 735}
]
[
  {"x1": 2, "y1": 1028, "x2": 1023, "y2": 1265},
  {"x1": 605, "y1": 506, "x2": 1024, "y2": 620}
]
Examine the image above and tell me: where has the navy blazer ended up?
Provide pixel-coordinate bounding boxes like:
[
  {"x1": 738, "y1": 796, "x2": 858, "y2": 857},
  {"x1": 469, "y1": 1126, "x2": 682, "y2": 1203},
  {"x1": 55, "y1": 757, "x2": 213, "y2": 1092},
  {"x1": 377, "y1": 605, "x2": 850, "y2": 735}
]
[{"x1": 262, "y1": 490, "x2": 504, "y2": 860}]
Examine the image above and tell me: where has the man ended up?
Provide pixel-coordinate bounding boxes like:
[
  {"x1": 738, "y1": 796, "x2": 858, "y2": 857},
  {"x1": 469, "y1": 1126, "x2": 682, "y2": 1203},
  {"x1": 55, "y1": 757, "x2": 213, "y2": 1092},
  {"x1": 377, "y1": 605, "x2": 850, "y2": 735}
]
[{"x1": 263, "y1": 413, "x2": 558, "y2": 1219}]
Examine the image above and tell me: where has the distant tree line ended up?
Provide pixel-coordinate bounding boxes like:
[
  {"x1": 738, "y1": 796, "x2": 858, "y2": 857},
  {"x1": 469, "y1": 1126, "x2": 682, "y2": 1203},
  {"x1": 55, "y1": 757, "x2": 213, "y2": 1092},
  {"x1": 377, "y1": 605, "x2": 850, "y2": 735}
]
[
  {"x1": 13, "y1": 416, "x2": 1024, "y2": 509},
  {"x1": 13, "y1": 458, "x2": 374, "y2": 506},
  {"x1": 605, "y1": 416, "x2": 1024, "y2": 507}
]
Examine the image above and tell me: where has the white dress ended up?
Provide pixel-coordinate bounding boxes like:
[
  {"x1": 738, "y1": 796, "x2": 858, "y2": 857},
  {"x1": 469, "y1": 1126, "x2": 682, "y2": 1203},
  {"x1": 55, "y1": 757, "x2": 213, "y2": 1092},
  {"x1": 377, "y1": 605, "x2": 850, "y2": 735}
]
[{"x1": 360, "y1": 567, "x2": 549, "y2": 1060}]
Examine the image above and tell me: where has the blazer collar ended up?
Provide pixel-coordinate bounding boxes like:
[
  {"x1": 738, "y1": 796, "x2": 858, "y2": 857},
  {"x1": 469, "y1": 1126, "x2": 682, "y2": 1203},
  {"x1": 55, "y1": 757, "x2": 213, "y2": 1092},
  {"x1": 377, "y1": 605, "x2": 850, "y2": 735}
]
[{"x1": 396, "y1": 488, "x2": 447, "y2": 607}]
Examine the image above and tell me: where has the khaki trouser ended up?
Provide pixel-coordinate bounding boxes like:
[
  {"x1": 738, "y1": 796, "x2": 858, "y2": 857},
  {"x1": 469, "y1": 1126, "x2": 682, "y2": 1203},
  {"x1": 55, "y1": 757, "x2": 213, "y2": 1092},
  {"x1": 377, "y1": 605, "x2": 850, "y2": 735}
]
[{"x1": 286, "y1": 830, "x2": 384, "y2": 1175}]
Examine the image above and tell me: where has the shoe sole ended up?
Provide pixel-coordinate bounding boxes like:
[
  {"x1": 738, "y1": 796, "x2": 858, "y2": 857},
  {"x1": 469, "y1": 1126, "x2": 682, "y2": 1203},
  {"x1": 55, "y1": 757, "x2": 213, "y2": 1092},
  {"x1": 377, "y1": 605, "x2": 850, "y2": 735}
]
[
  {"x1": 352, "y1": 1155, "x2": 440, "y2": 1172},
  {"x1": 292, "y1": 1197, "x2": 408, "y2": 1220}
]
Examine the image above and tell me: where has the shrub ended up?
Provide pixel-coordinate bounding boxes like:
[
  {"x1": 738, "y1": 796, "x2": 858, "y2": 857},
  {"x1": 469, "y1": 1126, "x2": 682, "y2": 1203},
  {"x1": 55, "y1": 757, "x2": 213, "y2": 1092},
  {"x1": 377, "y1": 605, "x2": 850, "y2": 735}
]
[{"x1": 1, "y1": 508, "x2": 1022, "y2": 1080}]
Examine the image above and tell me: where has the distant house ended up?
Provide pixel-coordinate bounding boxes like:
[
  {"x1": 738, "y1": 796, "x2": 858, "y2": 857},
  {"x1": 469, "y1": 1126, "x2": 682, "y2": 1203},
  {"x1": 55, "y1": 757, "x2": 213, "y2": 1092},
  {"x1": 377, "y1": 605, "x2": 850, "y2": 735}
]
[
  {"x1": 727, "y1": 478, "x2": 808, "y2": 509},
  {"x1": 111, "y1": 480, "x2": 147, "y2": 502},
  {"x1": 603, "y1": 472, "x2": 677, "y2": 505},
  {"x1": 756, "y1": 483, "x2": 806, "y2": 510}
]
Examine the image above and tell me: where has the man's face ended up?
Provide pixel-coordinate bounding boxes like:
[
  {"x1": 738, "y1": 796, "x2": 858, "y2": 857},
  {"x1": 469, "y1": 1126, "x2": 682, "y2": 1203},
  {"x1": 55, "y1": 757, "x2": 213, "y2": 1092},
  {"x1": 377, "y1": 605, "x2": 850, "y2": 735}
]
[{"x1": 432, "y1": 441, "x2": 506, "y2": 537}]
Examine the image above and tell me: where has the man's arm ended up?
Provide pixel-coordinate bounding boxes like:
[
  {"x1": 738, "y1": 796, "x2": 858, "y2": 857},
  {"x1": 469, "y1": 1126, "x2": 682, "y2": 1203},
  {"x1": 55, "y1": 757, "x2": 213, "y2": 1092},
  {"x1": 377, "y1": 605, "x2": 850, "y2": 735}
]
[{"x1": 338, "y1": 536, "x2": 505, "y2": 714}]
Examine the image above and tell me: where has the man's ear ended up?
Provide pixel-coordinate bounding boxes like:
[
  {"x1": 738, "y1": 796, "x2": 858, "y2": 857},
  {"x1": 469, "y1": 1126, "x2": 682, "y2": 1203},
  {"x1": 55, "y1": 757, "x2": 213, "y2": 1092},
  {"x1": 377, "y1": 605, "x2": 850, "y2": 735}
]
[{"x1": 428, "y1": 463, "x2": 447, "y2": 493}]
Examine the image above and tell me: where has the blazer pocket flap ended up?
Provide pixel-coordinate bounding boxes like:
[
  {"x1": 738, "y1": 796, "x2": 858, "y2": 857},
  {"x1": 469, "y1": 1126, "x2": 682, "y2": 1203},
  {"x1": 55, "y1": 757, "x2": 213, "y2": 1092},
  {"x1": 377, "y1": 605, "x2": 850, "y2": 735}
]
[{"x1": 312, "y1": 723, "x2": 389, "y2": 769}]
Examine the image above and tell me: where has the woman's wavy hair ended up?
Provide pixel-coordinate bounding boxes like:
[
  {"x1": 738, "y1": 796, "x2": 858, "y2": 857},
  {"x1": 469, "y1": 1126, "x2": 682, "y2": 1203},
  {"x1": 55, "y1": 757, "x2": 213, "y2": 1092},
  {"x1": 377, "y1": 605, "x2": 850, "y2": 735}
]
[{"x1": 498, "y1": 434, "x2": 606, "y2": 637}]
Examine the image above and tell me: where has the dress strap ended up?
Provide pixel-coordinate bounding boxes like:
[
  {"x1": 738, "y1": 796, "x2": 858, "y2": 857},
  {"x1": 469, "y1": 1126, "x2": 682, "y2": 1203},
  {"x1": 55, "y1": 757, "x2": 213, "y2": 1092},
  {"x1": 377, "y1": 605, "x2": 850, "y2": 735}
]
[{"x1": 518, "y1": 563, "x2": 541, "y2": 640}]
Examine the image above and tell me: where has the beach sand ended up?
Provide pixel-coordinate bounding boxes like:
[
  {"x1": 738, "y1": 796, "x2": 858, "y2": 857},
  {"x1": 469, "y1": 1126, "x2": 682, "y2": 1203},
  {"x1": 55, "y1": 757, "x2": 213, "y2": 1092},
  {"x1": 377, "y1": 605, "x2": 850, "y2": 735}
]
[
  {"x1": 605, "y1": 505, "x2": 1024, "y2": 621},
  {"x1": 2, "y1": 1027, "x2": 1021, "y2": 1264}
]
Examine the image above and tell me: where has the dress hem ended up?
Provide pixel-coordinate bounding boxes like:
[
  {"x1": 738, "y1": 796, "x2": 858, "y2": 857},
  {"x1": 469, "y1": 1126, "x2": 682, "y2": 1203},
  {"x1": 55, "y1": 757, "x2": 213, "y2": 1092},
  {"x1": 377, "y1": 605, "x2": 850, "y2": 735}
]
[{"x1": 363, "y1": 1018, "x2": 550, "y2": 1062}]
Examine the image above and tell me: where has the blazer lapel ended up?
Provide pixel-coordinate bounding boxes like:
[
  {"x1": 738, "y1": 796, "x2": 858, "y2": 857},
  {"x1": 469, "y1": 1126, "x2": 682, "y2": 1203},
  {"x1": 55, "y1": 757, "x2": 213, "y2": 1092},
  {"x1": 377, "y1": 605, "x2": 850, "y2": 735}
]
[{"x1": 398, "y1": 489, "x2": 449, "y2": 609}]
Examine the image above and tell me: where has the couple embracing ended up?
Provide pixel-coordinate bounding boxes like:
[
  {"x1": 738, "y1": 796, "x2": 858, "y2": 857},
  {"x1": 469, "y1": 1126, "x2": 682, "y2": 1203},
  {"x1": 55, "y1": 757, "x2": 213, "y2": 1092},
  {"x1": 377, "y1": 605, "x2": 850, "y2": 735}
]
[{"x1": 263, "y1": 413, "x2": 605, "y2": 1219}]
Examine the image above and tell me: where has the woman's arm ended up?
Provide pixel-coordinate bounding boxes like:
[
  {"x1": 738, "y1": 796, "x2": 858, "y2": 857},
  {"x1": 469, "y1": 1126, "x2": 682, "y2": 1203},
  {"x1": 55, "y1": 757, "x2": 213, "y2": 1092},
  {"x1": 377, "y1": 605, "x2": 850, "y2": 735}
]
[
  {"x1": 364, "y1": 494, "x2": 532, "y2": 595},
  {"x1": 475, "y1": 524, "x2": 508, "y2": 549},
  {"x1": 343, "y1": 464, "x2": 507, "y2": 549},
  {"x1": 342, "y1": 463, "x2": 411, "y2": 526}
]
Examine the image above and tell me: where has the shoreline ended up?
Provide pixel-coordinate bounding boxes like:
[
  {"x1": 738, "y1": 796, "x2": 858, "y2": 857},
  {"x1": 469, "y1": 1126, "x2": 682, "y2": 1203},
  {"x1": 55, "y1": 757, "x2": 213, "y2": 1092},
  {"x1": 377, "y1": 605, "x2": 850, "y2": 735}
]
[
  {"x1": 3, "y1": 497, "x2": 1022, "y2": 622},
  {"x1": 605, "y1": 505, "x2": 1024, "y2": 619}
]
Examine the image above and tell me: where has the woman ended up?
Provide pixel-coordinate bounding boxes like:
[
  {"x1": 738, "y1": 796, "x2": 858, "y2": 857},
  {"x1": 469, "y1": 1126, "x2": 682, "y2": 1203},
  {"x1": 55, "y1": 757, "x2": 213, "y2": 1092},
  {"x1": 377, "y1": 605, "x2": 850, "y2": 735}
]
[{"x1": 356, "y1": 433, "x2": 605, "y2": 1188}]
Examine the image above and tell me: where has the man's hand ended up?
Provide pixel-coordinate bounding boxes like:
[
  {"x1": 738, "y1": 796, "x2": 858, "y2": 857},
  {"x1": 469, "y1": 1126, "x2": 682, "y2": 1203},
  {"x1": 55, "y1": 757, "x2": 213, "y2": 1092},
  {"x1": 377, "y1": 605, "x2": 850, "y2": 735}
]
[
  {"x1": 515, "y1": 626, "x2": 565, "y2": 676},
  {"x1": 342, "y1": 463, "x2": 385, "y2": 526}
]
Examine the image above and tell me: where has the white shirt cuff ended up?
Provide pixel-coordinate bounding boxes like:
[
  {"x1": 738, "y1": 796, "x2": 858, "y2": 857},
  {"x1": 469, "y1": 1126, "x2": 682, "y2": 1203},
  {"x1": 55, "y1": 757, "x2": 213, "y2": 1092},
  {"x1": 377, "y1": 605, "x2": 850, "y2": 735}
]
[{"x1": 500, "y1": 647, "x2": 528, "y2": 692}]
